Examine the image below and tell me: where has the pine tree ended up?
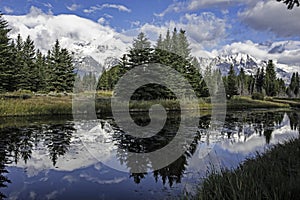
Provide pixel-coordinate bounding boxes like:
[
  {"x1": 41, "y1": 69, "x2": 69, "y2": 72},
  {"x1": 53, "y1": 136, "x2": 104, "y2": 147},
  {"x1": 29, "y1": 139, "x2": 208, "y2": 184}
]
[
  {"x1": 128, "y1": 32, "x2": 152, "y2": 67},
  {"x1": 177, "y1": 29, "x2": 191, "y2": 59},
  {"x1": 238, "y1": 67, "x2": 246, "y2": 95},
  {"x1": 247, "y1": 74, "x2": 255, "y2": 95},
  {"x1": 264, "y1": 60, "x2": 277, "y2": 96},
  {"x1": 21, "y1": 36, "x2": 37, "y2": 91},
  {"x1": 288, "y1": 72, "x2": 300, "y2": 97},
  {"x1": 156, "y1": 34, "x2": 164, "y2": 50},
  {"x1": 162, "y1": 29, "x2": 172, "y2": 51},
  {"x1": 0, "y1": 13, "x2": 14, "y2": 92},
  {"x1": 60, "y1": 48, "x2": 75, "y2": 92},
  {"x1": 171, "y1": 28, "x2": 178, "y2": 54},
  {"x1": 35, "y1": 50, "x2": 47, "y2": 92},
  {"x1": 47, "y1": 40, "x2": 75, "y2": 92},
  {"x1": 255, "y1": 68, "x2": 265, "y2": 93},
  {"x1": 226, "y1": 65, "x2": 239, "y2": 99}
]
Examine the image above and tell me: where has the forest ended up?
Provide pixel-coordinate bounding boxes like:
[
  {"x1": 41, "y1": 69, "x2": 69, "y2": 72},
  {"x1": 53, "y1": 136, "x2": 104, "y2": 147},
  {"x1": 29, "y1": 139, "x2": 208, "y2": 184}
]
[
  {"x1": 0, "y1": 14, "x2": 75, "y2": 93},
  {"x1": 0, "y1": 12, "x2": 299, "y2": 101}
]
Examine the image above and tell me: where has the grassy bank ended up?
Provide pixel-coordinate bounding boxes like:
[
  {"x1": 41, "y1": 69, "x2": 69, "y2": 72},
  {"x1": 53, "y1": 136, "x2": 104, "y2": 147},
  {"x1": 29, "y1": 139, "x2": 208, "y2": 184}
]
[
  {"x1": 0, "y1": 92, "x2": 294, "y2": 117},
  {"x1": 196, "y1": 138, "x2": 300, "y2": 200},
  {"x1": 270, "y1": 97, "x2": 300, "y2": 108},
  {"x1": 0, "y1": 95, "x2": 73, "y2": 117},
  {"x1": 227, "y1": 96, "x2": 290, "y2": 110}
]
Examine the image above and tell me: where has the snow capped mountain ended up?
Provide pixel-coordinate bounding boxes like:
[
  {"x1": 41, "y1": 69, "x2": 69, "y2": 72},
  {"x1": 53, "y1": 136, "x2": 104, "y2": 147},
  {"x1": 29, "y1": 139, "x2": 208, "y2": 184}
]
[
  {"x1": 3, "y1": 7, "x2": 299, "y2": 83},
  {"x1": 198, "y1": 52, "x2": 298, "y2": 84},
  {"x1": 4, "y1": 6, "x2": 129, "y2": 74},
  {"x1": 199, "y1": 53, "x2": 264, "y2": 75}
]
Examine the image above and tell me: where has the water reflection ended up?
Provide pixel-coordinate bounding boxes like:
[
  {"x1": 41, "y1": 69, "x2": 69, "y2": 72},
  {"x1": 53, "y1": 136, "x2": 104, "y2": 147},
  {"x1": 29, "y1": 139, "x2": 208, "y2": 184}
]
[{"x1": 0, "y1": 110, "x2": 299, "y2": 199}]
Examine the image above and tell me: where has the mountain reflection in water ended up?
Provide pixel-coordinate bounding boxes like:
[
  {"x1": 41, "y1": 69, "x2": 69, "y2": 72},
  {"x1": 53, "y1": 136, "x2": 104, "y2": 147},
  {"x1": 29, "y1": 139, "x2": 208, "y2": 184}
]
[{"x1": 0, "y1": 110, "x2": 299, "y2": 199}]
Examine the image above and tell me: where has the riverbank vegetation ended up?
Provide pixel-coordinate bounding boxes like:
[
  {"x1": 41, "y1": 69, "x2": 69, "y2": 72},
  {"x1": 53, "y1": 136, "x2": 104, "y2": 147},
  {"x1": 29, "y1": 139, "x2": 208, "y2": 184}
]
[
  {"x1": 0, "y1": 13, "x2": 300, "y2": 117},
  {"x1": 196, "y1": 138, "x2": 300, "y2": 200}
]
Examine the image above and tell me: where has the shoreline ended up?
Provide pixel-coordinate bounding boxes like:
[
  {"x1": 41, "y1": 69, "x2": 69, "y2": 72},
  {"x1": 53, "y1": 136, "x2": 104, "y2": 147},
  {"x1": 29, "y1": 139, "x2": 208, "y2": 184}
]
[
  {"x1": 0, "y1": 93, "x2": 297, "y2": 117},
  {"x1": 195, "y1": 137, "x2": 300, "y2": 199}
]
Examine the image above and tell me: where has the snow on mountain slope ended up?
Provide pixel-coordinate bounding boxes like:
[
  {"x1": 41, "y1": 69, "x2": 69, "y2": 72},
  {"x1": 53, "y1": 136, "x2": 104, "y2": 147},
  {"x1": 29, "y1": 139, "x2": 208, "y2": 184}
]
[
  {"x1": 4, "y1": 7, "x2": 299, "y2": 83},
  {"x1": 4, "y1": 6, "x2": 129, "y2": 73},
  {"x1": 198, "y1": 52, "x2": 299, "y2": 84}
]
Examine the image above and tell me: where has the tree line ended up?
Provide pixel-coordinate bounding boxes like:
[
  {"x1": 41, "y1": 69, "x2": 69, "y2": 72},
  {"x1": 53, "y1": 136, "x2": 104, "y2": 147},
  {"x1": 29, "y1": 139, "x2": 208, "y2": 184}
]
[
  {"x1": 98, "y1": 28, "x2": 208, "y2": 99},
  {"x1": 97, "y1": 30, "x2": 299, "y2": 100},
  {"x1": 220, "y1": 60, "x2": 299, "y2": 99},
  {"x1": 0, "y1": 14, "x2": 75, "y2": 93}
]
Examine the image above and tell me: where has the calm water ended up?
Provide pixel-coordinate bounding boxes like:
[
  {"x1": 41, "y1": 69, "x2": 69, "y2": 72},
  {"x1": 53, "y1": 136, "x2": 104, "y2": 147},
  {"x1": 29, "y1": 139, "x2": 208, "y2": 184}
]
[{"x1": 0, "y1": 109, "x2": 299, "y2": 200}]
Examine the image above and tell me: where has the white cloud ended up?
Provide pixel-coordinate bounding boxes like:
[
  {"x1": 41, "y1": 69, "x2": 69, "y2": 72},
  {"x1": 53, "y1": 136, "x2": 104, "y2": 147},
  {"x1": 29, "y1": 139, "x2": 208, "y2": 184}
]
[
  {"x1": 67, "y1": 4, "x2": 81, "y2": 11},
  {"x1": 97, "y1": 17, "x2": 106, "y2": 25},
  {"x1": 139, "y1": 13, "x2": 228, "y2": 50},
  {"x1": 42, "y1": 2, "x2": 52, "y2": 8},
  {"x1": 239, "y1": 0, "x2": 300, "y2": 37},
  {"x1": 219, "y1": 40, "x2": 300, "y2": 66},
  {"x1": 84, "y1": 3, "x2": 131, "y2": 14},
  {"x1": 156, "y1": 0, "x2": 249, "y2": 17},
  {"x1": 4, "y1": 6, "x2": 14, "y2": 14},
  {"x1": 104, "y1": 13, "x2": 113, "y2": 19}
]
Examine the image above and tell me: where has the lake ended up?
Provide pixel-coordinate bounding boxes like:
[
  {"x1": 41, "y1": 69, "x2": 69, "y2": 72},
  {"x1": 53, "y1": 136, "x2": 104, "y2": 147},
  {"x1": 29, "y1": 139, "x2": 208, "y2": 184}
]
[{"x1": 0, "y1": 109, "x2": 299, "y2": 200}]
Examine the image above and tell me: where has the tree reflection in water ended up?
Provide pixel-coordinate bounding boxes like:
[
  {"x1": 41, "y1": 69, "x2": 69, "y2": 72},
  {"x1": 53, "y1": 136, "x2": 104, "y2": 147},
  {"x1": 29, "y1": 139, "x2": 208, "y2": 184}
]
[
  {"x1": 0, "y1": 110, "x2": 299, "y2": 198},
  {"x1": 114, "y1": 110, "x2": 298, "y2": 186},
  {"x1": 0, "y1": 122, "x2": 74, "y2": 199}
]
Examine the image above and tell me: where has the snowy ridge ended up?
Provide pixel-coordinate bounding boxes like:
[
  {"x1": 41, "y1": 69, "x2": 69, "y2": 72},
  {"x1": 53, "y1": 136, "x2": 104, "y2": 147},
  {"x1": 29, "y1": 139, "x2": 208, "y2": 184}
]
[
  {"x1": 4, "y1": 7, "x2": 129, "y2": 74},
  {"x1": 3, "y1": 7, "x2": 300, "y2": 81},
  {"x1": 198, "y1": 52, "x2": 298, "y2": 83}
]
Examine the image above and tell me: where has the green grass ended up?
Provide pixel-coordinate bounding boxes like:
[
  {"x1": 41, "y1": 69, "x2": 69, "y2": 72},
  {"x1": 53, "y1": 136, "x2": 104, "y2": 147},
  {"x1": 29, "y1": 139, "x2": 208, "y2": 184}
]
[
  {"x1": 227, "y1": 96, "x2": 290, "y2": 110},
  {"x1": 0, "y1": 92, "x2": 294, "y2": 117},
  {"x1": 196, "y1": 138, "x2": 300, "y2": 200},
  {"x1": 270, "y1": 97, "x2": 300, "y2": 108},
  {"x1": 0, "y1": 95, "x2": 73, "y2": 117}
]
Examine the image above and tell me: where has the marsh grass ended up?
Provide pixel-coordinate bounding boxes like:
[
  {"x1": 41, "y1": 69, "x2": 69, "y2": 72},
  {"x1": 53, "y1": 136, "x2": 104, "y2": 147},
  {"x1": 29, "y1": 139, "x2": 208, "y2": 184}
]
[
  {"x1": 0, "y1": 93, "x2": 293, "y2": 117},
  {"x1": 227, "y1": 96, "x2": 289, "y2": 110},
  {"x1": 196, "y1": 138, "x2": 300, "y2": 200},
  {"x1": 0, "y1": 95, "x2": 72, "y2": 117}
]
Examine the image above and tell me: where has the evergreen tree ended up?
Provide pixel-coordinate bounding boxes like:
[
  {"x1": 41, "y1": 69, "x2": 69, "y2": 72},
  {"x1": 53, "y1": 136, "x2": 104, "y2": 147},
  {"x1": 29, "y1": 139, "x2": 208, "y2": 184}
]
[
  {"x1": 35, "y1": 49, "x2": 47, "y2": 91},
  {"x1": 60, "y1": 48, "x2": 75, "y2": 92},
  {"x1": 128, "y1": 32, "x2": 152, "y2": 67},
  {"x1": 47, "y1": 40, "x2": 75, "y2": 92},
  {"x1": 255, "y1": 68, "x2": 265, "y2": 93},
  {"x1": 20, "y1": 36, "x2": 37, "y2": 91},
  {"x1": 247, "y1": 74, "x2": 255, "y2": 95},
  {"x1": 288, "y1": 72, "x2": 300, "y2": 97},
  {"x1": 225, "y1": 65, "x2": 239, "y2": 99},
  {"x1": 0, "y1": 13, "x2": 14, "y2": 92},
  {"x1": 171, "y1": 28, "x2": 178, "y2": 54},
  {"x1": 238, "y1": 67, "x2": 246, "y2": 95},
  {"x1": 177, "y1": 29, "x2": 191, "y2": 59},
  {"x1": 277, "y1": 78, "x2": 286, "y2": 97},
  {"x1": 264, "y1": 60, "x2": 277, "y2": 96},
  {"x1": 162, "y1": 29, "x2": 172, "y2": 51},
  {"x1": 156, "y1": 34, "x2": 164, "y2": 50}
]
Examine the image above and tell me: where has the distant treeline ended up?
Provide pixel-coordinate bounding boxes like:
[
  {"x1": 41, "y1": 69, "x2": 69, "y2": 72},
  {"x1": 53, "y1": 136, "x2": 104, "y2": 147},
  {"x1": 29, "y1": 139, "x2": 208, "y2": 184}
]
[
  {"x1": 1, "y1": 11, "x2": 299, "y2": 99},
  {"x1": 0, "y1": 14, "x2": 75, "y2": 93},
  {"x1": 96, "y1": 29, "x2": 299, "y2": 100}
]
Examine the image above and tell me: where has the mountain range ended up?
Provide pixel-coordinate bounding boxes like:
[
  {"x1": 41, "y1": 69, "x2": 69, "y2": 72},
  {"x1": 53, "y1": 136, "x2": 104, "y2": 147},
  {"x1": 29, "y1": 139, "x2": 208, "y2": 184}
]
[{"x1": 4, "y1": 8, "x2": 300, "y2": 83}]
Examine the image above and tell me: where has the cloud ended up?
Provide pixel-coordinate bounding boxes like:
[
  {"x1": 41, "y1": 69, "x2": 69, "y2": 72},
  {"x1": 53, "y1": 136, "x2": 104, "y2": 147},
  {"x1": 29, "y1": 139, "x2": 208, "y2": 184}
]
[
  {"x1": 84, "y1": 3, "x2": 131, "y2": 14},
  {"x1": 156, "y1": 0, "x2": 248, "y2": 17},
  {"x1": 42, "y1": 2, "x2": 52, "y2": 9},
  {"x1": 4, "y1": 6, "x2": 14, "y2": 14},
  {"x1": 239, "y1": 0, "x2": 300, "y2": 37},
  {"x1": 104, "y1": 13, "x2": 113, "y2": 19},
  {"x1": 67, "y1": 4, "x2": 81, "y2": 11},
  {"x1": 97, "y1": 17, "x2": 106, "y2": 25},
  {"x1": 219, "y1": 40, "x2": 300, "y2": 66},
  {"x1": 139, "y1": 13, "x2": 228, "y2": 50}
]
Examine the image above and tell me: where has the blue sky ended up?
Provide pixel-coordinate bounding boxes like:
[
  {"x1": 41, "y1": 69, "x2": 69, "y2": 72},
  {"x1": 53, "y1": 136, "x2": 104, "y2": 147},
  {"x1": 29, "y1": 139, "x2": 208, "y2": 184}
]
[{"x1": 1, "y1": 0, "x2": 300, "y2": 51}]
